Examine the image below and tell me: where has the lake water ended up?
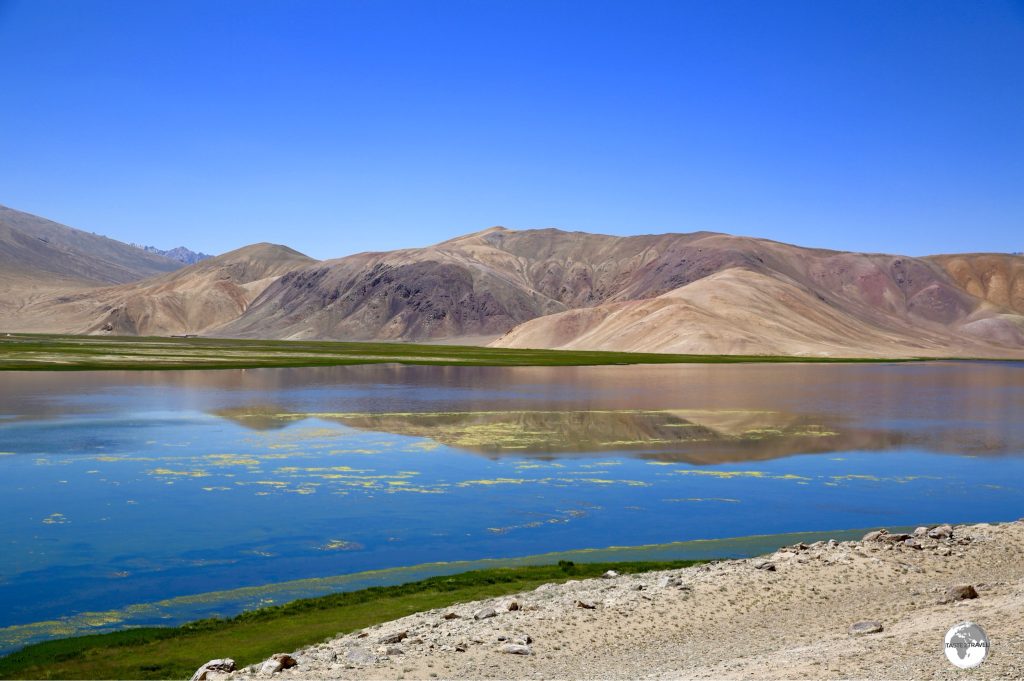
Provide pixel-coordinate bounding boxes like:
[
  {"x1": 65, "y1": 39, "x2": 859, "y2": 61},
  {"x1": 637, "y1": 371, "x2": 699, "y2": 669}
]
[{"x1": 1, "y1": 361, "x2": 1023, "y2": 652}]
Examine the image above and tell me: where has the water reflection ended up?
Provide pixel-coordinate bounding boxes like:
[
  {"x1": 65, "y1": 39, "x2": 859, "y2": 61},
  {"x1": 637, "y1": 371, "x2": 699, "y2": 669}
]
[
  {"x1": 213, "y1": 407, "x2": 906, "y2": 465},
  {"x1": 1, "y1": 361, "x2": 1023, "y2": 651},
  {"x1": 4, "y1": 361, "x2": 1023, "y2": 460}
]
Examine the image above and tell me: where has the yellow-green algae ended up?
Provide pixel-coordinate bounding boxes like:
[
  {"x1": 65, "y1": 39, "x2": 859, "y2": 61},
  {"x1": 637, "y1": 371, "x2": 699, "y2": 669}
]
[{"x1": 40, "y1": 513, "x2": 69, "y2": 525}]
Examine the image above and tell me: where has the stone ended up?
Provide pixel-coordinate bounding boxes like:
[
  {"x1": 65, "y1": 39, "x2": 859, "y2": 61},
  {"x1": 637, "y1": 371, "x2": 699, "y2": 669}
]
[
  {"x1": 862, "y1": 529, "x2": 887, "y2": 542},
  {"x1": 190, "y1": 659, "x2": 236, "y2": 681},
  {"x1": 259, "y1": 654, "x2": 297, "y2": 675},
  {"x1": 849, "y1": 621, "x2": 884, "y2": 636},
  {"x1": 505, "y1": 599, "x2": 521, "y2": 611},
  {"x1": 754, "y1": 561, "x2": 776, "y2": 571},
  {"x1": 601, "y1": 570, "x2": 620, "y2": 579},
  {"x1": 913, "y1": 526, "x2": 929, "y2": 537},
  {"x1": 314, "y1": 650, "x2": 337, "y2": 663},
  {"x1": 378, "y1": 630, "x2": 408, "y2": 644},
  {"x1": 940, "y1": 584, "x2": 979, "y2": 603},
  {"x1": 377, "y1": 644, "x2": 404, "y2": 656},
  {"x1": 657, "y1": 576, "x2": 682, "y2": 588},
  {"x1": 474, "y1": 606, "x2": 498, "y2": 620},
  {"x1": 512, "y1": 634, "x2": 533, "y2": 645},
  {"x1": 344, "y1": 647, "x2": 377, "y2": 665},
  {"x1": 498, "y1": 643, "x2": 533, "y2": 655},
  {"x1": 903, "y1": 538, "x2": 923, "y2": 550},
  {"x1": 928, "y1": 524, "x2": 954, "y2": 540},
  {"x1": 575, "y1": 599, "x2": 597, "y2": 609},
  {"x1": 442, "y1": 612, "x2": 460, "y2": 620}
]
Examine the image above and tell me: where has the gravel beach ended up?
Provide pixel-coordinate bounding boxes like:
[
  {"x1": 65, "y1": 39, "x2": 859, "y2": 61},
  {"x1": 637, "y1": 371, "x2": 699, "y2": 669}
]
[{"x1": 202, "y1": 521, "x2": 1024, "y2": 680}]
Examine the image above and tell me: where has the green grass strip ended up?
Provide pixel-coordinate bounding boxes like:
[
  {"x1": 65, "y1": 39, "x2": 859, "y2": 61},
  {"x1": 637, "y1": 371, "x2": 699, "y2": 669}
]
[{"x1": 0, "y1": 333, "x2": 922, "y2": 370}]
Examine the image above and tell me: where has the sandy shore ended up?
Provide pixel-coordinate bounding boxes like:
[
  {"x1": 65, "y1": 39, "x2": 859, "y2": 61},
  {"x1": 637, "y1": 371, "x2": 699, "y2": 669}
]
[{"x1": 209, "y1": 521, "x2": 1024, "y2": 680}]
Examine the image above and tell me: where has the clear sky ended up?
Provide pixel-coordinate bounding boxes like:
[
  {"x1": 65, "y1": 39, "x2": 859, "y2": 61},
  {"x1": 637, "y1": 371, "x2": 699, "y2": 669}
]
[{"x1": 1, "y1": 0, "x2": 1021, "y2": 259}]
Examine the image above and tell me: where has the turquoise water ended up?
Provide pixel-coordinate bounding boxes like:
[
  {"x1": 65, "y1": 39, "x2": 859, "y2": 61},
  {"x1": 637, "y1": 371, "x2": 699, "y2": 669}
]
[{"x1": 1, "y1": 362, "x2": 1022, "y2": 651}]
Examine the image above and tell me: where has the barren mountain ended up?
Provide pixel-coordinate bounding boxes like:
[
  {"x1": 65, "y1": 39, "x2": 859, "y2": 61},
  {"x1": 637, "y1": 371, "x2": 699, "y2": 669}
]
[
  {"x1": 3, "y1": 205, "x2": 1023, "y2": 358},
  {"x1": 219, "y1": 226, "x2": 1024, "y2": 357},
  {"x1": 216, "y1": 227, "x2": 797, "y2": 341},
  {"x1": 7, "y1": 243, "x2": 313, "y2": 336},
  {"x1": 0, "y1": 204, "x2": 181, "y2": 288},
  {"x1": 929, "y1": 253, "x2": 1024, "y2": 315},
  {"x1": 491, "y1": 266, "x2": 1023, "y2": 358}
]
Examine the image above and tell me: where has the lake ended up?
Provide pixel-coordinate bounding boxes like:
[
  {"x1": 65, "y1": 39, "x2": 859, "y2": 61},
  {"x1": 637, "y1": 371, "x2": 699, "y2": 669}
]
[{"x1": 1, "y1": 361, "x2": 1022, "y2": 652}]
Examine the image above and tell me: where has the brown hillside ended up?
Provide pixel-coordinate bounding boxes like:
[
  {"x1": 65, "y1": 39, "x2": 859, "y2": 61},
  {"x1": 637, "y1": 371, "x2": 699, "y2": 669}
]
[{"x1": 6, "y1": 243, "x2": 314, "y2": 336}]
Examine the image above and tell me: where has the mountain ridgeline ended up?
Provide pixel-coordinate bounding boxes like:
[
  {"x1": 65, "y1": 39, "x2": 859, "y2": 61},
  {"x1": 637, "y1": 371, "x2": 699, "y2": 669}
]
[
  {"x1": 1, "y1": 204, "x2": 1022, "y2": 358},
  {"x1": 130, "y1": 244, "x2": 213, "y2": 265}
]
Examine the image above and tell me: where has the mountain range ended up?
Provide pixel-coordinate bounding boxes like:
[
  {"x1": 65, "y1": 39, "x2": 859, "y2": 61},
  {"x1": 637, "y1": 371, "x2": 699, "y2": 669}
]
[
  {"x1": 1, "y1": 203, "x2": 1022, "y2": 358},
  {"x1": 129, "y1": 244, "x2": 213, "y2": 265}
]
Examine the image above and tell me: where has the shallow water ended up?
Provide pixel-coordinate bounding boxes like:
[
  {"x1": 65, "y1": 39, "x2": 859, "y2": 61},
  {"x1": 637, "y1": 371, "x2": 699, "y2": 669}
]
[{"x1": 1, "y1": 361, "x2": 1022, "y2": 651}]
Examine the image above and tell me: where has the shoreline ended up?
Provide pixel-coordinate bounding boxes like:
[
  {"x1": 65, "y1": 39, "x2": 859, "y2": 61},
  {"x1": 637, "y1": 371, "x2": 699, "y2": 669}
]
[
  {"x1": 0, "y1": 526, "x2": 903, "y2": 656},
  {"x1": 3, "y1": 520, "x2": 1021, "y2": 679},
  {"x1": 225, "y1": 520, "x2": 1024, "y2": 680}
]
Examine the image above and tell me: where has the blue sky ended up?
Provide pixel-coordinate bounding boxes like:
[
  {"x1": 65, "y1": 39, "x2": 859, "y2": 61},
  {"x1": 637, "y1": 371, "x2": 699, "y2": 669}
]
[{"x1": 1, "y1": 0, "x2": 1021, "y2": 259}]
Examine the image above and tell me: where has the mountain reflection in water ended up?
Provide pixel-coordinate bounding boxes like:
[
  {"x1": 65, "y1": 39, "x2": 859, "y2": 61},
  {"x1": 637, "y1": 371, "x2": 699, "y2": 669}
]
[{"x1": 1, "y1": 361, "x2": 1023, "y2": 651}]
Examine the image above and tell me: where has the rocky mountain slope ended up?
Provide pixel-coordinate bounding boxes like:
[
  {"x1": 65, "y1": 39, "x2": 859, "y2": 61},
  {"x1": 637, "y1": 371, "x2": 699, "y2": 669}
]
[
  {"x1": 7, "y1": 243, "x2": 313, "y2": 336},
  {"x1": 220, "y1": 226, "x2": 1024, "y2": 357},
  {"x1": 2, "y1": 203, "x2": 1023, "y2": 358},
  {"x1": 207, "y1": 520, "x2": 1024, "y2": 680},
  {"x1": 0, "y1": 205, "x2": 183, "y2": 287},
  {"x1": 930, "y1": 253, "x2": 1024, "y2": 315},
  {"x1": 0, "y1": 205, "x2": 187, "y2": 324}
]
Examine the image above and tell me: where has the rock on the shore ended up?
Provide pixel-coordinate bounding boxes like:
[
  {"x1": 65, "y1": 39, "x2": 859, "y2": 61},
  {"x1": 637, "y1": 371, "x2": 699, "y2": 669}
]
[
  {"x1": 849, "y1": 621, "x2": 884, "y2": 636},
  {"x1": 498, "y1": 643, "x2": 532, "y2": 655},
  {"x1": 344, "y1": 647, "x2": 377, "y2": 665},
  {"x1": 378, "y1": 630, "x2": 408, "y2": 644},
  {"x1": 939, "y1": 584, "x2": 979, "y2": 603},
  {"x1": 928, "y1": 524, "x2": 954, "y2": 540},
  {"x1": 259, "y1": 654, "x2": 297, "y2": 675},
  {"x1": 474, "y1": 606, "x2": 498, "y2": 620},
  {"x1": 190, "y1": 659, "x2": 236, "y2": 681}
]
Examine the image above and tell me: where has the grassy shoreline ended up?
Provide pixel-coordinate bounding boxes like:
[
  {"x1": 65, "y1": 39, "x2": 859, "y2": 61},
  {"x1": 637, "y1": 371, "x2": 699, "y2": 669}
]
[
  {"x1": 0, "y1": 560, "x2": 703, "y2": 680},
  {"x1": 0, "y1": 333, "x2": 923, "y2": 370}
]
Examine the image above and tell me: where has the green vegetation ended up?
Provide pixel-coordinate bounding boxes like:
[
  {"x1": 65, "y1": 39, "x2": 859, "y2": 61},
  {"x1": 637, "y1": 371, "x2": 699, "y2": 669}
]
[
  {"x1": 0, "y1": 560, "x2": 703, "y2": 680},
  {"x1": 0, "y1": 333, "x2": 909, "y2": 370}
]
